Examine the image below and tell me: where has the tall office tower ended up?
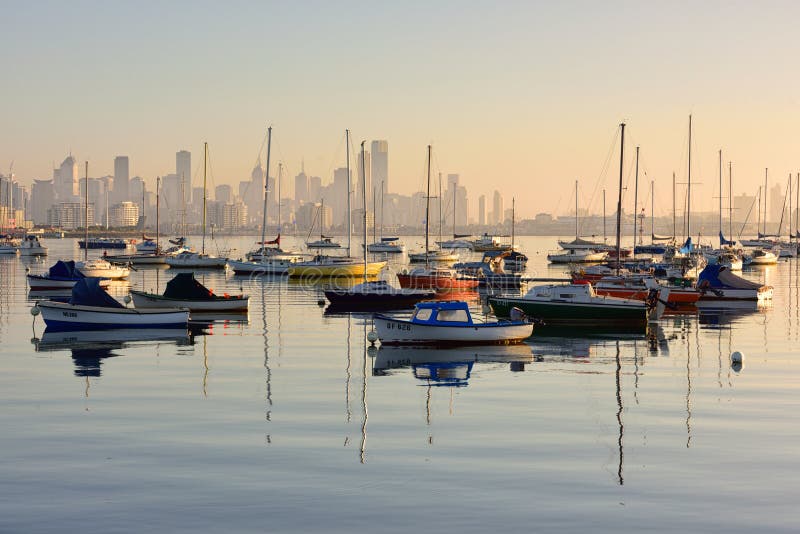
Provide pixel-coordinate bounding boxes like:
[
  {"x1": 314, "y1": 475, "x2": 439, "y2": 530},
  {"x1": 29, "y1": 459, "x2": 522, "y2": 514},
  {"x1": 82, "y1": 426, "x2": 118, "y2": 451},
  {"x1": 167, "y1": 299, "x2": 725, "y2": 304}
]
[
  {"x1": 371, "y1": 140, "x2": 388, "y2": 194},
  {"x1": 295, "y1": 167, "x2": 308, "y2": 204},
  {"x1": 332, "y1": 167, "x2": 349, "y2": 225},
  {"x1": 478, "y1": 195, "x2": 486, "y2": 226},
  {"x1": 355, "y1": 149, "x2": 371, "y2": 208},
  {"x1": 247, "y1": 160, "x2": 264, "y2": 222},
  {"x1": 308, "y1": 175, "x2": 322, "y2": 201},
  {"x1": 492, "y1": 190, "x2": 503, "y2": 225},
  {"x1": 31, "y1": 180, "x2": 55, "y2": 224},
  {"x1": 129, "y1": 176, "x2": 145, "y2": 206},
  {"x1": 176, "y1": 150, "x2": 191, "y2": 205},
  {"x1": 113, "y1": 156, "x2": 130, "y2": 203},
  {"x1": 54, "y1": 155, "x2": 78, "y2": 200},
  {"x1": 215, "y1": 184, "x2": 232, "y2": 203}
]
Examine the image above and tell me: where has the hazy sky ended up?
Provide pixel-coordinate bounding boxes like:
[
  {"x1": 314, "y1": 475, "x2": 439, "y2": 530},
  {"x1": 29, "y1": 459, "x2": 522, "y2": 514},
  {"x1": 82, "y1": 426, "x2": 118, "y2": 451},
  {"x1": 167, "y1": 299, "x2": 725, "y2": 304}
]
[{"x1": 3, "y1": 0, "x2": 800, "y2": 220}]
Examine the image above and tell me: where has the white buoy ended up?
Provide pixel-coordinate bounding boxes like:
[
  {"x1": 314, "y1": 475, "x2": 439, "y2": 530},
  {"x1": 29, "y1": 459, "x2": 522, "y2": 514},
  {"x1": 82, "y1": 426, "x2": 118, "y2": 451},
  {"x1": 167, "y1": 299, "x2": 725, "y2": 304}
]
[
  {"x1": 30, "y1": 305, "x2": 40, "y2": 316},
  {"x1": 367, "y1": 330, "x2": 378, "y2": 345}
]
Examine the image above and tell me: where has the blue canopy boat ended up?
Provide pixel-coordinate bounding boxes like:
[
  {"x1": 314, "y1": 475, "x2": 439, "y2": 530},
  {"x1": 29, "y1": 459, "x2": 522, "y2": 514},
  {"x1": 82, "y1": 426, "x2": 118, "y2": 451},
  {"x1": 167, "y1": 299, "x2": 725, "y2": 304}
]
[
  {"x1": 36, "y1": 278, "x2": 189, "y2": 331},
  {"x1": 27, "y1": 260, "x2": 110, "y2": 291}
]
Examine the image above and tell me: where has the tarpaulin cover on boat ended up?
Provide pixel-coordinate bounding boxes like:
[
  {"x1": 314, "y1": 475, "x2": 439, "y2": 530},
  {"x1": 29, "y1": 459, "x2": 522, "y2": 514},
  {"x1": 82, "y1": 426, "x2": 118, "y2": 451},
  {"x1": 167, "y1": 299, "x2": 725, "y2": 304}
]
[
  {"x1": 48, "y1": 260, "x2": 84, "y2": 279},
  {"x1": 697, "y1": 264, "x2": 763, "y2": 290},
  {"x1": 69, "y1": 278, "x2": 124, "y2": 308},
  {"x1": 163, "y1": 273, "x2": 214, "y2": 299}
]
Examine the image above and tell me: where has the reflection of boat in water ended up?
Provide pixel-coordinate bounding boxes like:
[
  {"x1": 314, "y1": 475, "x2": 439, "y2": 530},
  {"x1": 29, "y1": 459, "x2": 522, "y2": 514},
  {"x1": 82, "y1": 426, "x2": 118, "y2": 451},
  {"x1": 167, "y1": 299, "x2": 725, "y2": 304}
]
[
  {"x1": 373, "y1": 344, "x2": 533, "y2": 379},
  {"x1": 32, "y1": 328, "x2": 190, "y2": 376}
]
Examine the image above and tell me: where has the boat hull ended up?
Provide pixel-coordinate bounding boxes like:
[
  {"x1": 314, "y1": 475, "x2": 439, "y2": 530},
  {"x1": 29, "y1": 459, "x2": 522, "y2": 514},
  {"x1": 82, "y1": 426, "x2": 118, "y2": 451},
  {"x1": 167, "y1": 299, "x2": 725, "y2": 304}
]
[
  {"x1": 697, "y1": 286, "x2": 774, "y2": 301},
  {"x1": 397, "y1": 273, "x2": 479, "y2": 290},
  {"x1": 37, "y1": 301, "x2": 189, "y2": 331},
  {"x1": 229, "y1": 258, "x2": 298, "y2": 275},
  {"x1": 27, "y1": 274, "x2": 110, "y2": 290},
  {"x1": 130, "y1": 290, "x2": 249, "y2": 312},
  {"x1": 106, "y1": 253, "x2": 168, "y2": 265},
  {"x1": 488, "y1": 296, "x2": 646, "y2": 327},
  {"x1": 324, "y1": 290, "x2": 434, "y2": 311},
  {"x1": 287, "y1": 261, "x2": 386, "y2": 278},
  {"x1": 166, "y1": 256, "x2": 228, "y2": 268},
  {"x1": 374, "y1": 315, "x2": 533, "y2": 345}
]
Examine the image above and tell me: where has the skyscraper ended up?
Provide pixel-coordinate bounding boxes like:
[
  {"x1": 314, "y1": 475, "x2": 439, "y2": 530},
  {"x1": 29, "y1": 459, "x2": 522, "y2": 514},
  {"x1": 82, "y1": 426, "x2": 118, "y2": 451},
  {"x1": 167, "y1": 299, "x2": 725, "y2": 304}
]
[
  {"x1": 176, "y1": 150, "x2": 191, "y2": 205},
  {"x1": 371, "y1": 140, "x2": 388, "y2": 194},
  {"x1": 113, "y1": 156, "x2": 129, "y2": 203},
  {"x1": 295, "y1": 168, "x2": 308, "y2": 204},
  {"x1": 54, "y1": 155, "x2": 78, "y2": 201},
  {"x1": 478, "y1": 195, "x2": 486, "y2": 226},
  {"x1": 492, "y1": 190, "x2": 503, "y2": 225}
]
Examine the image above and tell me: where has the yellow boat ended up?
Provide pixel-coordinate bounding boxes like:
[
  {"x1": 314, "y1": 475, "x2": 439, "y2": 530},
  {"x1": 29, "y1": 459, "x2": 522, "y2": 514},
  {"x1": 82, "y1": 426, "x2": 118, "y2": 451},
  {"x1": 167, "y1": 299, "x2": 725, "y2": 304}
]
[{"x1": 287, "y1": 255, "x2": 387, "y2": 278}]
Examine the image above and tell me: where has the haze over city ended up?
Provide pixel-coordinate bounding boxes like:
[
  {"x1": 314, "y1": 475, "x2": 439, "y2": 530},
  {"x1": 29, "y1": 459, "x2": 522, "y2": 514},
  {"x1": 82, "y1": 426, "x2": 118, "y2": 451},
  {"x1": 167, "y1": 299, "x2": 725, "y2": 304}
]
[{"x1": 3, "y1": 1, "x2": 800, "y2": 221}]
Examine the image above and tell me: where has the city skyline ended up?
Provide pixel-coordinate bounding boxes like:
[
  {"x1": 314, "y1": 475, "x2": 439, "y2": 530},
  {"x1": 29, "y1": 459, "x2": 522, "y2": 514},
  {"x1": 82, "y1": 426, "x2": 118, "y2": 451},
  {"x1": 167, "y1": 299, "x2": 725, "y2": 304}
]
[{"x1": 4, "y1": 2, "x2": 800, "y2": 220}]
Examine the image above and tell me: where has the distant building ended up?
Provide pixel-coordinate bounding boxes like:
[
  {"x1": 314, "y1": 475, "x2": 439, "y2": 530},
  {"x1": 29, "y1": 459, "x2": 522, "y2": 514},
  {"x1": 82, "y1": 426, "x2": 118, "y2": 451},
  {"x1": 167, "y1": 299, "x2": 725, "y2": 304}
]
[
  {"x1": 371, "y1": 140, "x2": 388, "y2": 194},
  {"x1": 222, "y1": 200, "x2": 247, "y2": 230},
  {"x1": 492, "y1": 190, "x2": 503, "y2": 226},
  {"x1": 478, "y1": 195, "x2": 486, "y2": 226},
  {"x1": 176, "y1": 150, "x2": 191, "y2": 205},
  {"x1": 113, "y1": 156, "x2": 129, "y2": 203},
  {"x1": 48, "y1": 202, "x2": 94, "y2": 229},
  {"x1": 294, "y1": 168, "x2": 308, "y2": 204},
  {"x1": 54, "y1": 155, "x2": 78, "y2": 201},
  {"x1": 215, "y1": 184, "x2": 232, "y2": 203},
  {"x1": 109, "y1": 201, "x2": 139, "y2": 227},
  {"x1": 332, "y1": 167, "x2": 350, "y2": 225},
  {"x1": 308, "y1": 175, "x2": 322, "y2": 202},
  {"x1": 30, "y1": 180, "x2": 55, "y2": 225},
  {"x1": 355, "y1": 149, "x2": 371, "y2": 206}
]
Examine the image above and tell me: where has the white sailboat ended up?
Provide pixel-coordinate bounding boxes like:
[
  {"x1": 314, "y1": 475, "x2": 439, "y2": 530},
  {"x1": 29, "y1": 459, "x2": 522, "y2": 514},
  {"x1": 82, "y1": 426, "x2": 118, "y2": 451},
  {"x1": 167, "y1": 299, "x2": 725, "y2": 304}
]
[
  {"x1": 230, "y1": 127, "x2": 304, "y2": 275},
  {"x1": 75, "y1": 161, "x2": 130, "y2": 279},
  {"x1": 166, "y1": 142, "x2": 228, "y2": 269}
]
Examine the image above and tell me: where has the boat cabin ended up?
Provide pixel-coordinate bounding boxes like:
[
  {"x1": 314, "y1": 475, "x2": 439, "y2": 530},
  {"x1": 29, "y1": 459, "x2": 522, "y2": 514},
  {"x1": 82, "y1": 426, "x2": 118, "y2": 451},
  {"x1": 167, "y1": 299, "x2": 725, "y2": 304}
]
[
  {"x1": 411, "y1": 301, "x2": 474, "y2": 326},
  {"x1": 525, "y1": 283, "x2": 597, "y2": 301}
]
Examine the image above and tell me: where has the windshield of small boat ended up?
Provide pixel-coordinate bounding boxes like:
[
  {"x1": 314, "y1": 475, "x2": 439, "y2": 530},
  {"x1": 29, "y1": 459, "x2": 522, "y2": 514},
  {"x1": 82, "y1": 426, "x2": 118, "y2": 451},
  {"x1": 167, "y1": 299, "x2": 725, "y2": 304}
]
[
  {"x1": 435, "y1": 309, "x2": 470, "y2": 323},
  {"x1": 413, "y1": 308, "x2": 433, "y2": 321}
]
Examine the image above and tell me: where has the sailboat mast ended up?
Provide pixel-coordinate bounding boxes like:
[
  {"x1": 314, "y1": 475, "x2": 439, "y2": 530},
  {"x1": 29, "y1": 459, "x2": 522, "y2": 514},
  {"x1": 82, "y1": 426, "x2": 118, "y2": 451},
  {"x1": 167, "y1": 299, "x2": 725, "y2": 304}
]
[
  {"x1": 790, "y1": 172, "x2": 793, "y2": 241},
  {"x1": 757, "y1": 186, "x2": 762, "y2": 237},
  {"x1": 729, "y1": 162, "x2": 733, "y2": 240},
  {"x1": 603, "y1": 189, "x2": 606, "y2": 243},
  {"x1": 453, "y1": 187, "x2": 457, "y2": 238},
  {"x1": 84, "y1": 161, "x2": 88, "y2": 262},
  {"x1": 438, "y1": 172, "x2": 443, "y2": 244},
  {"x1": 687, "y1": 114, "x2": 692, "y2": 240},
  {"x1": 278, "y1": 162, "x2": 282, "y2": 233},
  {"x1": 672, "y1": 171, "x2": 676, "y2": 240},
  {"x1": 156, "y1": 176, "x2": 160, "y2": 253},
  {"x1": 202, "y1": 141, "x2": 207, "y2": 255},
  {"x1": 633, "y1": 146, "x2": 639, "y2": 259},
  {"x1": 650, "y1": 180, "x2": 654, "y2": 244},
  {"x1": 260, "y1": 127, "x2": 272, "y2": 256},
  {"x1": 574, "y1": 179, "x2": 578, "y2": 240},
  {"x1": 361, "y1": 141, "x2": 367, "y2": 282},
  {"x1": 764, "y1": 168, "x2": 768, "y2": 236},
  {"x1": 346, "y1": 129, "x2": 352, "y2": 257},
  {"x1": 380, "y1": 181, "x2": 384, "y2": 241},
  {"x1": 373, "y1": 186, "x2": 377, "y2": 249},
  {"x1": 425, "y1": 145, "x2": 431, "y2": 267},
  {"x1": 718, "y1": 149, "x2": 722, "y2": 241},
  {"x1": 511, "y1": 197, "x2": 515, "y2": 250},
  {"x1": 615, "y1": 123, "x2": 625, "y2": 273}
]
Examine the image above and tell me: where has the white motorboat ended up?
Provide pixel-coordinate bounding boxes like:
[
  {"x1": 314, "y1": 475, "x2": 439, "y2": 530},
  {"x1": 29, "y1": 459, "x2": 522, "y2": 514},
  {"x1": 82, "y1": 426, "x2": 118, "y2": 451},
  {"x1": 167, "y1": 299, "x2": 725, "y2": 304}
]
[
  {"x1": 374, "y1": 301, "x2": 533, "y2": 346},
  {"x1": 131, "y1": 272, "x2": 249, "y2": 312},
  {"x1": 696, "y1": 264, "x2": 773, "y2": 301},
  {"x1": 306, "y1": 236, "x2": 342, "y2": 249},
  {"x1": 36, "y1": 278, "x2": 189, "y2": 331},
  {"x1": 18, "y1": 235, "x2": 48, "y2": 256},
  {"x1": 27, "y1": 260, "x2": 111, "y2": 290},
  {"x1": 743, "y1": 249, "x2": 778, "y2": 266},
  {"x1": 408, "y1": 249, "x2": 459, "y2": 263},
  {"x1": 0, "y1": 240, "x2": 19, "y2": 254},
  {"x1": 77, "y1": 258, "x2": 130, "y2": 279},
  {"x1": 166, "y1": 251, "x2": 228, "y2": 269},
  {"x1": 366, "y1": 237, "x2": 406, "y2": 253},
  {"x1": 547, "y1": 249, "x2": 608, "y2": 264}
]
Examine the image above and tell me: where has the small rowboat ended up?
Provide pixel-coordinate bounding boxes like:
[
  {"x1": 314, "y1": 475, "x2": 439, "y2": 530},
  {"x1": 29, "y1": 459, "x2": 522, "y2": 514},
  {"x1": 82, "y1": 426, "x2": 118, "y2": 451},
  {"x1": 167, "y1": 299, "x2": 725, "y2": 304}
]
[
  {"x1": 374, "y1": 301, "x2": 533, "y2": 346},
  {"x1": 37, "y1": 278, "x2": 188, "y2": 331},
  {"x1": 130, "y1": 272, "x2": 249, "y2": 312}
]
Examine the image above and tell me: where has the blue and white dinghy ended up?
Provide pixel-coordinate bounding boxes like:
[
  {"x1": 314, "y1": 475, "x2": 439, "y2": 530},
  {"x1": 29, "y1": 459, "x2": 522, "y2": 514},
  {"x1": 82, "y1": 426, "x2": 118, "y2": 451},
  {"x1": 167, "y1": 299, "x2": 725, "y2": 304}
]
[
  {"x1": 374, "y1": 300, "x2": 533, "y2": 346},
  {"x1": 36, "y1": 278, "x2": 189, "y2": 331}
]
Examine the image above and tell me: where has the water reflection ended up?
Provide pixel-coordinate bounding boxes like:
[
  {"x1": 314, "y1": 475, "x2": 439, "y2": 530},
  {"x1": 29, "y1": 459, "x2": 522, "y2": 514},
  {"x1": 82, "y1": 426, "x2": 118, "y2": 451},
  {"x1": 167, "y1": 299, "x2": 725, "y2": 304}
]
[
  {"x1": 373, "y1": 344, "x2": 533, "y2": 378},
  {"x1": 32, "y1": 328, "x2": 190, "y2": 377}
]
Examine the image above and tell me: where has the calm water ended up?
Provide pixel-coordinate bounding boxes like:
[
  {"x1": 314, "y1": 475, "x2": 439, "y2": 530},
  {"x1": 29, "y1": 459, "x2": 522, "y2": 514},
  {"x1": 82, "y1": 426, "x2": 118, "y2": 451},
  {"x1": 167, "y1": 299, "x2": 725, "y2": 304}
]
[{"x1": 1, "y1": 236, "x2": 799, "y2": 533}]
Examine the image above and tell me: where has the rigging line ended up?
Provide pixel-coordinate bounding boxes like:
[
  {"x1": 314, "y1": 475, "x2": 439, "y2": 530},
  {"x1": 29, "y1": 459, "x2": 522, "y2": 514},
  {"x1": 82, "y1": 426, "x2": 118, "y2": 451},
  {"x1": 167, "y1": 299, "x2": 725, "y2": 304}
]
[{"x1": 583, "y1": 125, "x2": 620, "y2": 225}]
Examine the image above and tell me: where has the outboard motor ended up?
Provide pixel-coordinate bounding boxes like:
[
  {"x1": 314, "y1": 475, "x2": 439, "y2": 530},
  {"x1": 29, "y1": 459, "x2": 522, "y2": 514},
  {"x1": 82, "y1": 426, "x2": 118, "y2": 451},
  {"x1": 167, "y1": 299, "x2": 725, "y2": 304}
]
[{"x1": 509, "y1": 306, "x2": 527, "y2": 322}]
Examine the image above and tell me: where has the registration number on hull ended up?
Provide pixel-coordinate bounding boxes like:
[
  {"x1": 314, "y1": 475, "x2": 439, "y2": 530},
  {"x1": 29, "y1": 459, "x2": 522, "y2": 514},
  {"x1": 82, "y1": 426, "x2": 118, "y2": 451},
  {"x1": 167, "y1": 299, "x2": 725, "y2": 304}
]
[{"x1": 385, "y1": 321, "x2": 411, "y2": 331}]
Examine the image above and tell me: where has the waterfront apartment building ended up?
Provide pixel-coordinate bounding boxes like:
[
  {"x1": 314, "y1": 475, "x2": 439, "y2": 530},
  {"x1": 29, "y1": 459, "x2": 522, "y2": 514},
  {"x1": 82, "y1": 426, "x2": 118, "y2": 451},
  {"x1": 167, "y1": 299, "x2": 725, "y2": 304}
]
[{"x1": 47, "y1": 202, "x2": 94, "y2": 229}]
